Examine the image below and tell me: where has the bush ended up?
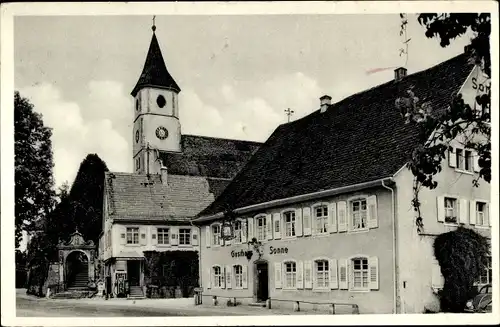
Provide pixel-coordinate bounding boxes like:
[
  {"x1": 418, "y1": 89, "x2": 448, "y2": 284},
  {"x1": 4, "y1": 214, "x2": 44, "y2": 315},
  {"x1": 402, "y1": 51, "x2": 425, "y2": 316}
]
[{"x1": 433, "y1": 227, "x2": 490, "y2": 312}]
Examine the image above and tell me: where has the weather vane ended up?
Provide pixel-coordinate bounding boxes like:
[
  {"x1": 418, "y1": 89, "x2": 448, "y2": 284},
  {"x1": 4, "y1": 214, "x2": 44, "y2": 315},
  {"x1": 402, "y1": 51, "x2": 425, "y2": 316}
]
[
  {"x1": 152, "y1": 15, "x2": 156, "y2": 32},
  {"x1": 285, "y1": 108, "x2": 294, "y2": 123}
]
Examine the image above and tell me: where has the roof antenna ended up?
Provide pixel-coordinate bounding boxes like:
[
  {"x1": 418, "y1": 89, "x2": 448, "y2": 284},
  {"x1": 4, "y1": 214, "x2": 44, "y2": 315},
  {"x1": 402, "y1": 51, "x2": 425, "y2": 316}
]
[
  {"x1": 152, "y1": 15, "x2": 156, "y2": 33},
  {"x1": 399, "y1": 13, "x2": 411, "y2": 68}
]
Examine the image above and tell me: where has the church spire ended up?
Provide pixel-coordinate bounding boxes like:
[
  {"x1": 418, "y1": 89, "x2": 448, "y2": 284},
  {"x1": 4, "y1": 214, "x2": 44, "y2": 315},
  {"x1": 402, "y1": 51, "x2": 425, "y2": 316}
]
[{"x1": 131, "y1": 19, "x2": 181, "y2": 97}]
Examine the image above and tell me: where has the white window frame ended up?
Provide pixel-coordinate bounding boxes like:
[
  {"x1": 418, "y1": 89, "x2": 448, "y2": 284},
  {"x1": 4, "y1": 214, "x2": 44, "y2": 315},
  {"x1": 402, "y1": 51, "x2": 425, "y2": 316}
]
[
  {"x1": 283, "y1": 260, "x2": 297, "y2": 290},
  {"x1": 477, "y1": 256, "x2": 492, "y2": 286},
  {"x1": 211, "y1": 223, "x2": 222, "y2": 246},
  {"x1": 282, "y1": 210, "x2": 296, "y2": 238},
  {"x1": 475, "y1": 201, "x2": 489, "y2": 227},
  {"x1": 444, "y1": 196, "x2": 459, "y2": 225},
  {"x1": 312, "y1": 203, "x2": 329, "y2": 235},
  {"x1": 179, "y1": 228, "x2": 191, "y2": 245},
  {"x1": 233, "y1": 220, "x2": 243, "y2": 244},
  {"x1": 255, "y1": 215, "x2": 267, "y2": 241},
  {"x1": 126, "y1": 227, "x2": 139, "y2": 245},
  {"x1": 454, "y1": 147, "x2": 475, "y2": 174},
  {"x1": 212, "y1": 265, "x2": 223, "y2": 288},
  {"x1": 157, "y1": 227, "x2": 170, "y2": 245},
  {"x1": 313, "y1": 258, "x2": 330, "y2": 290},
  {"x1": 233, "y1": 264, "x2": 243, "y2": 289},
  {"x1": 349, "y1": 197, "x2": 368, "y2": 232},
  {"x1": 350, "y1": 256, "x2": 370, "y2": 292}
]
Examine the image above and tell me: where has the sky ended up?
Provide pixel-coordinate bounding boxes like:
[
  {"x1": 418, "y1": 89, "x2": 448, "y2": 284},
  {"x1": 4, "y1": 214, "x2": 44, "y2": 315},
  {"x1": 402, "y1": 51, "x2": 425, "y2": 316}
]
[{"x1": 14, "y1": 14, "x2": 471, "y2": 189}]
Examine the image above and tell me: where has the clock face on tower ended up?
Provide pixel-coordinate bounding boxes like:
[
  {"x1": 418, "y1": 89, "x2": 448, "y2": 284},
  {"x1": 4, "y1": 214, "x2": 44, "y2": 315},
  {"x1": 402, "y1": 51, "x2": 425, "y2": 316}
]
[{"x1": 155, "y1": 126, "x2": 168, "y2": 140}]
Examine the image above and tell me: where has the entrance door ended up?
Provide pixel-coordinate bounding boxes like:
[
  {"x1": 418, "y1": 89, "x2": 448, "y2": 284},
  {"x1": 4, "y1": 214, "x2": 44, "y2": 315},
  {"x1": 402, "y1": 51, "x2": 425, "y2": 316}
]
[
  {"x1": 127, "y1": 261, "x2": 141, "y2": 286},
  {"x1": 256, "y1": 262, "x2": 269, "y2": 302}
]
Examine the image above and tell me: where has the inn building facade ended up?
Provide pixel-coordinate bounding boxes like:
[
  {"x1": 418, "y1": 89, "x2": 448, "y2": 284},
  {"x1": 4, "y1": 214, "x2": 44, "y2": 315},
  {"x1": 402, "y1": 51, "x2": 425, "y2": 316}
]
[{"x1": 192, "y1": 51, "x2": 492, "y2": 314}]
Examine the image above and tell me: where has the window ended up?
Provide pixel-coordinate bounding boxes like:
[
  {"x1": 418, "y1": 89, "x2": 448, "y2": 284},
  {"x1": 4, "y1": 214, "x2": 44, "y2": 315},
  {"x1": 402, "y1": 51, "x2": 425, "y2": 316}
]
[
  {"x1": 456, "y1": 149, "x2": 464, "y2": 169},
  {"x1": 284, "y1": 262, "x2": 297, "y2": 288},
  {"x1": 478, "y1": 256, "x2": 492, "y2": 285},
  {"x1": 315, "y1": 260, "x2": 329, "y2": 288},
  {"x1": 157, "y1": 228, "x2": 169, "y2": 245},
  {"x1": 456, "y1": 148, "x2": 473, "y2": 172},
  {"x1": 476, "y1": 202, "x2": 488, "y2": 226},
  {"x1": 351, "y1": 199, "x2": 367, "y2": 230},
  {"x1": 212, "y1": 224, "x2": 222, "y2": 246},
  {"x1": 314, "y1": 206, "x2": 328, "y2": 234},
  {"x1": 464, "y1": 150, "x2": 472, "y2": 171},
  {"x1": 234, "y1": 265, "x2": 243, "y2": 288},
  {"x1": 234, "y1": 221, "x2": 242, "y2": 243},
  {"x1": 179, "y1": 228, "x2": 191, "y2": 245},
  {"x1": 284, "y1": 211, "x2": 296, "y2": 237},
  {"x1": 213, "y1": 266, "x2": 223, "y2": 288},
  {"x1": 135, "y1": 157, "x2": 141, "y2": 171},
  {"x1": 256, "y1": 216, "x2": 266, "y2": 241},
  {"x1": 444, "y1": 197, "x2": 458, "y2": 223},
  {"x1": 126, "y1": 227, "x2": 139, "y2": 244},
  {"x1": 352, "y1": 257, "x2": 369, "y2": 290}
]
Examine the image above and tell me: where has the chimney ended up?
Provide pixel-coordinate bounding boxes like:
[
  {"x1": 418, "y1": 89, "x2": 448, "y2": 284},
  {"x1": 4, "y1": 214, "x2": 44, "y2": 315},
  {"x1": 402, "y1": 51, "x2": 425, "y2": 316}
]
[
  {"x1": 160, "y1": 166, "x2": 168, "y2": 185},
  {"x1": 394, "y1": 67, "x2": 407, "y2": 81},
  {"x1": 320, "y1": 95, "x2": 332, "y2": 113}
]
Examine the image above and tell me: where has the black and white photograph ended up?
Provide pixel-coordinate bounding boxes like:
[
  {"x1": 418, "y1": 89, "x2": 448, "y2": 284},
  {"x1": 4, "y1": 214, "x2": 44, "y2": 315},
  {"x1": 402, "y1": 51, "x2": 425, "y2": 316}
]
[{"x1": 1, "y1": 1, "x2": 498, "y2": 325}]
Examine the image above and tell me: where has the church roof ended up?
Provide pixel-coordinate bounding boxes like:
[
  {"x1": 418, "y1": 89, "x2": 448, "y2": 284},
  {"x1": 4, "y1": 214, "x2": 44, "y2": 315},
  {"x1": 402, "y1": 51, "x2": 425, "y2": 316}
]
[
  {"x1": 159, "y1": 134, "x2": 262, "y2": 179},
  {"x1": 105, "y1": 172, "x2": 225, "y2": 222},
  {"x1": 131, "y1": 32, "x2": 181, "y2": 97},
  {"x1": 198, "y1": 53, "x2": 475, "y2": 218}
]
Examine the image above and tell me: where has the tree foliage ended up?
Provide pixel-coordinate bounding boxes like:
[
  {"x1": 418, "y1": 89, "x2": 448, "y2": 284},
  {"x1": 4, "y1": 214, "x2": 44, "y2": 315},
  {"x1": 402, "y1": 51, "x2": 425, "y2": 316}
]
[
  {"x1": 433, "y1": 227, "x2": 490, "y2": 312},
  {"x1": 14, "y1": 91, "x2": 56, "y2": 249},
  {"x1": 395, "y1": 14, "x2": 491, "y2": 223}
]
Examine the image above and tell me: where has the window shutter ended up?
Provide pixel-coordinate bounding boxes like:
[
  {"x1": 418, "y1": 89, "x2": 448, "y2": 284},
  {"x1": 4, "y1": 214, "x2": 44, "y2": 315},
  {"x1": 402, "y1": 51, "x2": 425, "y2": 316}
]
[
  {"x1": 437, "y1": 196, "x2": 445, "y2": 222},
  {"x1": 487, "y1": 202, "x2": 491, "y2": 227},
  {"x1": 266, "y1": 214, "x2": 273, "y2": 240},
  {"x1": 473, "y1": 151, "x2": 481, "y2": 172},
  {"x1": 206, "y1": 267, "x2": 211, "y2": 289},
  {"x1": 297, "y1": 261, "x2": 304, "y2": 289},
  {"x1": 295, "y1": 208, "x2": 303, "y2": 236},
  {"x1": 304, "y1": 261, "x2": 313, "y2": 289},
  {"x1": 448, "y1": 148, "x2": 456, "y2": 168},
  {"x1": 339, "y1": 259, "x2": 348, "y2": 289},
  {"x1": 192, "y1": 228, "x2": 199, "y2": 246},
  {"x1": 303, "y1": 207, "x2": 312, "y2": 236},
  {"x1": 329, "y1": 259, "x2": 338, "y2": 289},
  {"x1": 469, "y1": 201, "x2": 477, "y2": 225},
  {"x1": 337, "y1": 201, "x2": 347, "y2": 232},
  {"x1": 140, "y1": 227, "x2": 147, "y2": 245},
  {"x1": 170, "y1": 226, "x2": 179, "y2": 246},
  {"x1": 368, "y1": 257, "x2": 379, "y2": 290},
  {"x1": 247, "y1": 218, "x2": 255, "y2": 241},
  {"x1": 151, "y1": 227, "x2": 157, "y2": 245},
  {"x1": 241, "y1": 220, "x2": 247, "y2": 243},
  {"x1": 459, "y1": 198, "x2": 468, "y2": 224},
  {"x1": 367, "y1": 195, "x2": 378, "y2": 229},
  {"x1": 205, "y1": 225, "x2": 211, "y2": 248},
  {"x1": 328, "y1": 202, "x2": 337, "y2": 233},
  {"x1": 119, "y1": 226, "x2": 126, "y2": 245},
  {"x1": 242, "y1": 265, "x2": 248, "y2": 289},
  {"x1": 273, "y1": 213, "x2": 281, "y2": 239},
  {"x1": 225, "y1": 265, "x2": 232, "y2": 289},
  {"x1": 220, "y1": 267, "x2": 225, "y2": 289},
  {"x1": 274, "y1": 262, "x2": 282, "y2": 289},
  {"x1": 431, "y1": 261, "x2": 444, "y2": 289}
]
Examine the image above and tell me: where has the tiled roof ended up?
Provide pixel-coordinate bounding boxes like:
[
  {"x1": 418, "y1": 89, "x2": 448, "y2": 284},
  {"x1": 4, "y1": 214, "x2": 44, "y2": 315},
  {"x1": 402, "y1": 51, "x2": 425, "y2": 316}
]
[
  {"x1": 199, "y1": 53, "x2": 475, "y2": 217},
  {"x1": 159, "y1": 135, "x2": 262, "y2": 179},
  {"x1": 105, "y1": 172, "x2": 223, "y2": 221},
  {"x1": 131, "y1": 33, "x2": 181, "y2": 97}
]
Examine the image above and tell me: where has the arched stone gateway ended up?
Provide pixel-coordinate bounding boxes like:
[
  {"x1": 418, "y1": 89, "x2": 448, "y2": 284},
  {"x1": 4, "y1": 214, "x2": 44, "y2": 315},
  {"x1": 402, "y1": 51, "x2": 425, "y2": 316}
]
[{"x1": 57, "y1": 230, "x2": 96, "y2": 290}]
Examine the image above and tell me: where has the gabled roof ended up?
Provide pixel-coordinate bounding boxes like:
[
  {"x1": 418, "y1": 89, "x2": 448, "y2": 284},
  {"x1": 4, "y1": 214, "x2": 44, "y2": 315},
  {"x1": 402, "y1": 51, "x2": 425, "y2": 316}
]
[
  {"x1": 159, "y1": 134, "x2": 262, "y2": 179},
  {"x1": 199, "y1": 53, "x2": 474, "y2": 217},
  {"x1": 105, "y1": 172, "x2": 223, "y2": 222},
  {"x1": 131, "y1": 32, "x2": 181, "y2": 97}
]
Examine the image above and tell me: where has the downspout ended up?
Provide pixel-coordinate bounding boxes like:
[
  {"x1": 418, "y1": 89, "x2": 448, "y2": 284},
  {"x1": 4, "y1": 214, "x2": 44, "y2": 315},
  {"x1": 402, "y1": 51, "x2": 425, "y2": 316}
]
[{"x1": 382, "y1": 179, "x2": 397, "y2": 314}]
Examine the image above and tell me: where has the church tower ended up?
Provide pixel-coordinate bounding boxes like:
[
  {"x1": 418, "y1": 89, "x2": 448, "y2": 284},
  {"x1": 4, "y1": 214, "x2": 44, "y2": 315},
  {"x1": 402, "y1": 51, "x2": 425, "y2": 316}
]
[{"x1": 131, "y1": 22, "x2": 181, "y2": 175}]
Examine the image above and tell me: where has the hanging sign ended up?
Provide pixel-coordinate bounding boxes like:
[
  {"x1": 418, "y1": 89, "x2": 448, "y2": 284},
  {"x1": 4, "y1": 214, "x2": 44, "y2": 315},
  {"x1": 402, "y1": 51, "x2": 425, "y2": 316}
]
[{"x1": 221, "y1": 220, "x2": 235, "y2": 241}]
